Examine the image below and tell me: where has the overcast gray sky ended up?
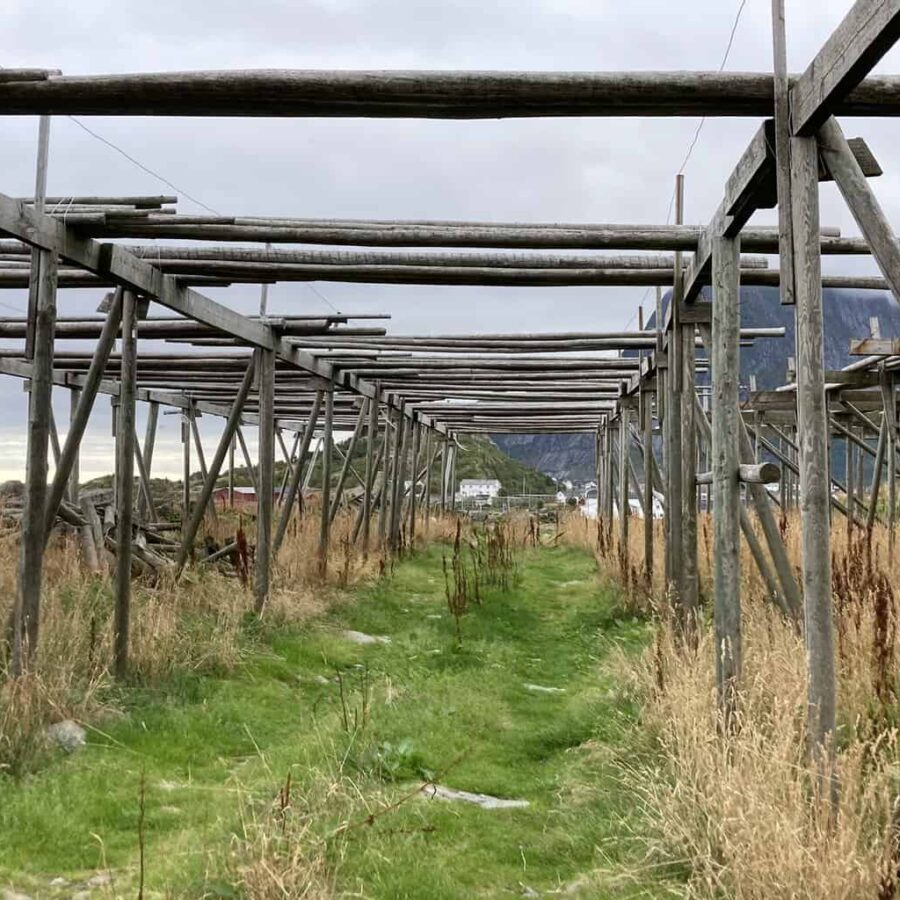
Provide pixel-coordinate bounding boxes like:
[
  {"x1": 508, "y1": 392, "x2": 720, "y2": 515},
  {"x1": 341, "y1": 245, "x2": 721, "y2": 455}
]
[{"x1": 0, "y1": 0, "x2": 898, "y2": 479}]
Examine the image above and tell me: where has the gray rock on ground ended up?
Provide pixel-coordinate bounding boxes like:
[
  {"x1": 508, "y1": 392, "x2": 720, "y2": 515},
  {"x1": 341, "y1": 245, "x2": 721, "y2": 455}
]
[
  {"x1": 45, "y1": 720, "x2": 86, "y2": 753},
  {"x1": 421, "y1": 784, "x2": 529, "y2": 809}
]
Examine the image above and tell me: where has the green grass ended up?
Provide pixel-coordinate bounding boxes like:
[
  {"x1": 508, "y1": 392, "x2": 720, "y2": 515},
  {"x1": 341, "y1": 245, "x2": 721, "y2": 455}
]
[{"x1": 0, "y1": 544, "x2": 669, "y2": 898}]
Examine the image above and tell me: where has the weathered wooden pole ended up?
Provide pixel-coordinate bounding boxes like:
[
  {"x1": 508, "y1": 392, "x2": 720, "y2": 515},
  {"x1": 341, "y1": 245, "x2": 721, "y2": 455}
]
[
  {"x1": 68, "y1": 388, "x2": 81, "y2": 504},
  {"x1": 177, "y1": 358, "x2": 256, "y2": 571},
  {"x1": 448, "y1": 441, "x2": 458, "y2": 511},
  {"x1": 361, "y1": 398, "x2": 379, "y2": 554},
  {"x1": 438, "y1": 436, "x2": 448, "y2": 513},
  {"x1": 642, "y1": 387, "x2": 654, "y2": 586},
  {"x1": 255, "y1": 349, "x2": 276, "y2": 611},
  {"x1": 273, "y1": 391, "x2": 323, "y2": 557},
  {"x1": 711, "y1": 234, "x2": 742, "y2": 725},
  {"x1": 138, "y1": 400, "x2": 159, "y2": 520},
  {"x1": 791, "y1": 133, "x2": 836, "y2": 766},
  {"x1": 408, "y1": 417, "x2": 421, "y2": 545},
  {"x1": 667, "y1": 176, "x2": 685, "y2": 624},
  {"x1": 113, "y1": 289, "x2": 138, "y2": 678},
  {"x1": 618, "y1": 408, "x2": 629, "y2": 561},
  {"x1": 44, "y1": 289, "x2": 124, "y2": 537},
  {"x1": 390, "y1": 407, "x2": 408, "y2": 551},
  {"x1": 181, "y1": 408, "x2": 192, "y2": 525},
  {"x1": 329, "y1": 400, "x2": 367, "y2": 524},
  {"x1": 12, "y1": 114, "x2": 56, "y2": 674},
  {"x1": 318, "y1": 389, "x2": 334, "y2": 576},
  {"x1": 422, "y1": 426, "x2": 433, "y2": 535}
]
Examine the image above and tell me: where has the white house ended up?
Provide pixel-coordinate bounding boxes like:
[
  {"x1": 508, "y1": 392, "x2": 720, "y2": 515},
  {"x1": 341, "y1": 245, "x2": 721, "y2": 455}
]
[{"x1": 457, "y1": 478, "x2": 502, "y2": 501}]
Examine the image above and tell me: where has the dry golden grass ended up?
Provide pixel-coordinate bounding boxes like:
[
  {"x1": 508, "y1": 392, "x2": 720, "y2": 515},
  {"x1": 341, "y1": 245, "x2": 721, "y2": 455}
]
[
  {"x1": 564, "y1": 507, "x2": 900, "y2": 898},
  {"x1": 0, "y1": 507, "x2": 459, "y2": 775}
]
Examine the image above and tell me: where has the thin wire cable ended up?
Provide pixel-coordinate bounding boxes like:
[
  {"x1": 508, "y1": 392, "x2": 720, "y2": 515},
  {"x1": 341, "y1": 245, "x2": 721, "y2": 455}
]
[
  {"x1": 304, "y1": 282, "x2": 342, "y2": 315},
  {"x1": 65, "y1": 116, "x2": 223, "y2": 216}
]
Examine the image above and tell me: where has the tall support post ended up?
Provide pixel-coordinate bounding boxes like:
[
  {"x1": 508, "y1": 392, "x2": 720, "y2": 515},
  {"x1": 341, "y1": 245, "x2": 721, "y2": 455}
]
[
  {"x1": 228, "y1": 438, "x2": 236, "y2": 508},
  {"x1": 603, "y1": 420, "x2": 614, "y2": 522},
  {"x1": 44, "y1": 290, "x2": 124, "y2": 537},
  {"x1": 438, "y1": 437, "x2": 448, "y2": 514},
  {"x1": 177, "y1": 360, "x2": 256, "y2": 570},
  {"x1": 449, "y1": 441, "x2": 458, "y2": 512},
  {"x1": 182, "y1": 408, "x2": 191, "y2": 525},
  {"x1": 138, "y1": 401, "x2": 159, "y2": 520},
  {"x1": 667, "y1": 175, "x2": 686, "y2": 625},
  {"x1": 408, "y1": 417, "x2": 421, "y2": 546},
  {"x1": 390, "y1": 407, "x2": 409, "y2": 551},
  {"x1": 618, "y1": 409, "x2": 629, "y2": 560},
  {"x1": 711, "y1": 234, "x2": 743, "y2": 725},
  {"x1": 329, "y1": 400, "x2": 367, "y2": 524},
  {"x1": 273, "y1": 391, "x2": 323, "y2": 557},
  {"x1": 378, "y1": 411, "x2": 394, "y2": 544},
  {"x1": 68, "y1": 388, "x2": 81, "y2": 505},
  {"x1": 642, "y1": 388, "x2": 655, "y2": 587},
  {"x1": 12, "y1": 115, "x2": 56, "y2": 674},
  {"x1": 885, "y1": 373, "x2": 898, "y2": 559},
  {"x1": 318, "y1": 388, "x2": 334, "y2": 576},
  {"x1": 255, "y1": 349, "x2": 276, "y2": 611},
  {"x1": 361, "y1": 398, "x2": 379, "y2": 555},
  {"x1": 680, "y1": 302, "x2": 699, "y2": 619},
  {"x1": 113, "y1": 290, "x2": 138, "y2": 679},
  {"x1": 422, "y1": 427, "x2": 433, "y2": 535},
  {"x1": 791, "y1": 134, "x2": 836, "y2": 767}
]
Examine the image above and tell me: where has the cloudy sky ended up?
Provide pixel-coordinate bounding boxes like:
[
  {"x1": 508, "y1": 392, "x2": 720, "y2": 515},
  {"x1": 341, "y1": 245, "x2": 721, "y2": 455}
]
[{"x1": 0, "y1": 0, "x2": 898, "y2": 479}]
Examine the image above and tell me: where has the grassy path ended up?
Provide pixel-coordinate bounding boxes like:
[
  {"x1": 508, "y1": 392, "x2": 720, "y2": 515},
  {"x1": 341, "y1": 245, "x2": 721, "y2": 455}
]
[{"x1": 0, "y1": 544, "x2": 665, "y2": 898}]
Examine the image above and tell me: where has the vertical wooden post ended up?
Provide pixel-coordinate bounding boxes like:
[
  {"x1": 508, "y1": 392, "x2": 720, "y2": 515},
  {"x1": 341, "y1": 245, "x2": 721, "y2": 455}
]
[
  {"x1": 318, "y1": 388, "x2": 334, "y2": 576},
  {"x1": 390, "y1": 408, "x2": 409, "y2": 551},
  {"x1": 438, "y1": 437, "x2": 448, "y2": 513},
  {"x1": 68, "y1": 388, "x2": 81, "y2": 505},
  {"x1": 272, "y1": 391, "x2": 322, "y2": 557},
  {"x1": 255, "y1": 349, "x2": 276, "y2": 612},
  {"x1": 791, "y1": 134, "x2": 836, "y2": 765},
  {"x1": 362, "y1": 398, "x2": 378, "y2": 555},
  {"x1": 711, "y1": 234, "x2": 743, "y2": 725},
  {"x1": 114, "y1": 289, "x2": 138, "y2": 678},
  {"x1": 449, "y1": 441, "x2": 458, "y2": 512},
  {"x1": 642, "y1": 388, "x2": 654, "y2": 587},
  {"x1": 771, "y1": 0, "x2": 795, "y2": 307},
  {"x1": 423, "y1": 427, "x2": 433, "y2": 535},
  {"x1": 329, "y1": 400, "x2": 367, "y2": 524},
  {"x1": 182, "y1": 408, "x2": 192, "y2": 525},
  {"x1": 408, "y1": 417, "x2": 421, "y2": 546},
  {"x1": 176, "y1": 359, "x2": 256, "y2": 570},
  {"x1": 667, "y1": 176, "x2": 685, "y2": 621},
  {"x1": 618, "y1": 408, "x2": 629, "y2": 560},
  {"x1": 12, "y1": 114, "x2": 56, "y2": 674},
  {"x1": 228, "y1": 437, "x2": 236, "y2": 508},
  {"x1": 138, "y1": 401, "x2": 159, "y2": 520}
]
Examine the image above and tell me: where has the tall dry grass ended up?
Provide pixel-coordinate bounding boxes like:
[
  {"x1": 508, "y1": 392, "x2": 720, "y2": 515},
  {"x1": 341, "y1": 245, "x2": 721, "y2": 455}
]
[
  {"x1": 564, "y1": 507, "x2": 900, "y2": 898},
  {"x1": 0, "y1": 507, "x2": 459, "y2": 776}
]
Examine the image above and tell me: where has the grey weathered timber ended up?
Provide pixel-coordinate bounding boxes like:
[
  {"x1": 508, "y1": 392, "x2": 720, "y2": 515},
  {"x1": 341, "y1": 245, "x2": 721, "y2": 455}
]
[
  {"x1": 329, "y1": 401, "x2": 367, "y2": 524},
  {"x1": 817, "y1": 116, "x2": 900, "y2": 303},
  {"x1": 407, "y1": 419, "x2": 421, "y2": 544},
  {"x1": 791, "y1": 134, "x2": 837, "y2": 764},
  {"x1": 181, "y1": 410, "x2": 191, "y2": 523},
  {"x1": 361, "y1": 398, "x2": 379, "y2": 554},
  {"x1": 114, "y1": 290, "x2": 138, "y2": 678},
  {"x1": 11, "y1": 116, "x2": 54, "y2": 674},
  {"x1": 176, "y1": 358, "x2": 256, "y2": 572},
  {"x1": 642, "y1": 389, "x2": 654, "y2": 585},
  {"x1": 67, "y1": 387, "x2": 81, "y2": 503},
  {"x1": 235, "y1": 426, "x2": 259, "y2": 495},
  {"x1": 618, "y1": 411, "x2": 629, "y2": 558},
  {"x1": 790, "y1": 0, "x2": 900, "y2": 135},
  {"x1": 866, "y1": 413, "x2": 887, "y2": 534},
  {"x1": 711, "y1": 234, "x2": 742, "y2": 724},
  {"x1": 7, "y1": 69, "x2": 900, "y2": 119},
  {"x1": 255, "y1": 349, "x2": 276, "y2": 612},
  {"x1": 273, "y1": 392, "x2": 323, "y2": 557},
  {"x1": 771, "y1": 0, "x2": 795, "y2": 305},
  {"x1": 318, "y1": 389, "x2": 334, "y2": 575},
  {"x1": 696, "y1": 463, "x2": 781, "y2": 485},
  {"x1": 44, "y1": 289, "x2": 124, "y2": 538},
  {"x1": 138, "y1": 400, "x2": 159, "y2": 519},
  {"x1": 189, "y1": 407, "x2": 218, "y2": 524}
]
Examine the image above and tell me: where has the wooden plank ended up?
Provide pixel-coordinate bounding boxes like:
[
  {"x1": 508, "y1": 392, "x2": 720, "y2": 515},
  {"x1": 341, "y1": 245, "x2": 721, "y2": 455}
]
[
  {"x1": 114, "y1": 289, "x2": 137, "y2": 678},
  {"x1": 772, "y1": 0, "x2": 795, "y2": 305},
  {"x1": 791, "y1": 0, "x2": 900, "y2": 135}
]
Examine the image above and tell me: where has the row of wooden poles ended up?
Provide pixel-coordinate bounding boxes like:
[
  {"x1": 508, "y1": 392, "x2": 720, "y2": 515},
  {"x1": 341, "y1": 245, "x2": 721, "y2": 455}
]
[{"x1": 4, "y1": 0, "x2": 900, "y2": 786}]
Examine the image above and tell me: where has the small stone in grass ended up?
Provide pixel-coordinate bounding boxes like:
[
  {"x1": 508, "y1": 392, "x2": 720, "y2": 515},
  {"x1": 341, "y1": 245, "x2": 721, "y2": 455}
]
[
  {"x1": 523, "y1": 683, "x2": 566, "y2": 694},
  {"x1": 421, "y1": 784, "x2": 529, "y2": 809},
  {"x1": 45, "y1": 719, "x2": 86, "y2": 753},
  {"x1": 341, "y1": 630, "x2": 391, "y2": 645}
]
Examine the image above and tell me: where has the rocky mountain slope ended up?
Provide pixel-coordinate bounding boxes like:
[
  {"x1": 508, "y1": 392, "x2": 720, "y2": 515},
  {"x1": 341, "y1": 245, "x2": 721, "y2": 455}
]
[{"x1": 494, "y1": 286, "x2": 900, "y2": 480}]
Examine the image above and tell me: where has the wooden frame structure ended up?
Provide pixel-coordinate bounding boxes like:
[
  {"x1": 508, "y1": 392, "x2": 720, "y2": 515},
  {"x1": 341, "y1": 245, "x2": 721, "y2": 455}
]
[{"x1": 3, "y1": 2, "x2": 900, "y2": 783}]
